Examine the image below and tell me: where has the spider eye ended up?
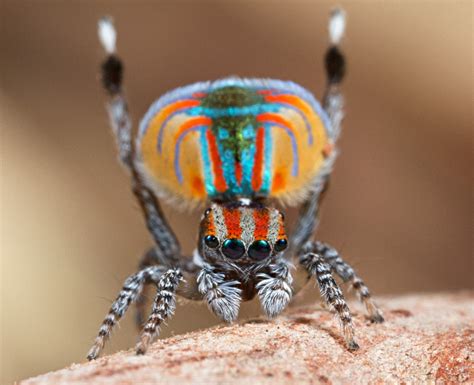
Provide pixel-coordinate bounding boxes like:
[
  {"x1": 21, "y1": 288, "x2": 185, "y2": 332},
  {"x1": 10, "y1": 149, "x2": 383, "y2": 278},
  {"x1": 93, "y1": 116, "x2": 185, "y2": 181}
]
[
  {"x1": 204, "y1": 235, "x2": 219, "y2": 249},
  {"x1": 248, "y1": 240, "x2": 271, "y2": 261},
  {"x1": 222, "y1": 239, "x2": 245, "y2": 260},
  {"x1": 274, "y1": 238, "x2": 288, "y2": 252}
]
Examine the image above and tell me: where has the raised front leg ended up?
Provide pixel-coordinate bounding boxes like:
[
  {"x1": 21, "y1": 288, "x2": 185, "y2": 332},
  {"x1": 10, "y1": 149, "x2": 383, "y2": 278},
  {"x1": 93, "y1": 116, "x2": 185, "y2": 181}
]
[
  {"x1": 256, "y1": 260, "x2": 293, "y2": 318},
  {"x1": 87, "y1": 265, "x2": 165, "y2": 360},
  {"x1": 98, "y1": 18, "x2": 181, "y2": 264},
  {"x1": 300, "y1": 252, "x2": 359, "y2": 351},
  {"x1": 289, "y1": 10, "x2": 347, "y2": 254},
  {"x1": 304, "y1": 241, "x2": 384, "y2": 323}
]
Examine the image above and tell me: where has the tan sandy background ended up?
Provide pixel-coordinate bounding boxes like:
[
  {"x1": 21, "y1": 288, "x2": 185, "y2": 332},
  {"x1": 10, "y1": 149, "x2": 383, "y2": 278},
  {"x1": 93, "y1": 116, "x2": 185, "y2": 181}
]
[{"x1": 1, "y1": 1, "x2": 472, "y2": 383}]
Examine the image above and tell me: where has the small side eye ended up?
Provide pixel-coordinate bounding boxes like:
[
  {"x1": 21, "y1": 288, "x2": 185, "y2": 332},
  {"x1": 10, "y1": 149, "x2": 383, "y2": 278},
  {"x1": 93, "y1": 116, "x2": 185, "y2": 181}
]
[
  {"x1": 204, "y1": 235, "x2": 219, "y2": 249},
  {"x1": 205, "y1": 208, "x2": 212, "y2": 216},
  {"x1": 274, "y1": 238, "x2": 288, "y2": 252},
  {"x1": 222, "y1": 239, "x2": 245, "y2": 260},
  {"x1": 248, "y1": 240, "x2": 271, "y2": 261}
]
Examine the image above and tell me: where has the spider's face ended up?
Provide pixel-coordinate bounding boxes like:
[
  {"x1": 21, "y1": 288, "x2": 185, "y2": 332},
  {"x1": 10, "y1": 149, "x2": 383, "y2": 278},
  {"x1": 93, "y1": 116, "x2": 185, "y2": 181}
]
[{"x1": 199, "y1": 201, "x2": 288, "y2": 263}]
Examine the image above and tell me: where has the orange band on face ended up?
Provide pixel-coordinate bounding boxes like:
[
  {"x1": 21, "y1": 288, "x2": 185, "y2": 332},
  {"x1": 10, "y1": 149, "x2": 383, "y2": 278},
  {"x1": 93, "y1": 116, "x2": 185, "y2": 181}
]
[
  {"x1": 205, "y1": 211, "x2": 216, "y2": 236},
  {"x1": 253, "y1": 209, "x2": 269, "y2": 240},
  {"x1": 278, "y1": 215, "x2": 286, "y2": 239},
  {"x1": 223, "y1": 208, "x2": 241, "y2": 239}
]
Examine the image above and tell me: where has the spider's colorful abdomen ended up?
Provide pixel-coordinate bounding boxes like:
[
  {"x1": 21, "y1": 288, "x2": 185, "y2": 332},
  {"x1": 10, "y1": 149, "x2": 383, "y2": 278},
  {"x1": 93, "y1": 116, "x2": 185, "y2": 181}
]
[{"x1": 137, "y1": 77, "x2": 335, "y2": 207}]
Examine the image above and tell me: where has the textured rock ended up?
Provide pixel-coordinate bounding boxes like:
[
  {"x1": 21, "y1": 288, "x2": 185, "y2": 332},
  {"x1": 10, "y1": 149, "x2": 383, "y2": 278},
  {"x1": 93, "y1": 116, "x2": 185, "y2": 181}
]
[{"x1": 21, "y1": 292, "x2": 473, "y2": 385}]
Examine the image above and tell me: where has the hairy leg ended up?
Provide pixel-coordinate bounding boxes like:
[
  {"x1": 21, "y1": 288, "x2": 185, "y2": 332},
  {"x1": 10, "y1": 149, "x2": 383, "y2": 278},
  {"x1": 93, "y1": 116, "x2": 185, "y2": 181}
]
[
  {"x1": 87, "y1": 265, "x2": 165, "y2": 360},
  {"x1": 134, "y1": 248, "x2": 164, "y2": 329},
  {"x1": 197, "y1": 264, "x2": 242, "y2": 323},
  {"x1": 98, "y1": 18, "x2": 181, "y2": 264},
  {"x1": 289, "y1": 10, "x2": 347, "y2": 254},
  {"x1": 300, "y1": 252, "x2": 359, "y2": 351},
  {"x1": 256, "y1": 260, "x2": 293, "y2": 318},
  {"x1": 135, "y1": 268, "x2": 183, "y2": 354},
  {"x1": 304, "y1": 241, "x2": 384, "y2": 323}
]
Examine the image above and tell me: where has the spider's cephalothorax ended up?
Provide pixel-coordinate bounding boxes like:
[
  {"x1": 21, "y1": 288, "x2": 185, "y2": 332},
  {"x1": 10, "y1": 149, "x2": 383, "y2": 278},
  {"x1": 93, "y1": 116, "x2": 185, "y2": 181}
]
[
  {"x1": 199, "y1": 201, "x2": 287, "y2": 265},
  {"x1": 88, "y1": 9, "x2": 384, "y2": 361}
]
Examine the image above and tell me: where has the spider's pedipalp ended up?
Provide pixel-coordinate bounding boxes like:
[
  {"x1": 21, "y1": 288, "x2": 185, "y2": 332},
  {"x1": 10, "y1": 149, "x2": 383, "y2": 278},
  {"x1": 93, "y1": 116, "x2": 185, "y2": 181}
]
[
  {"x1": 197, "y1": 264, "x2": 242, "y2": 323},
  {"x1": 256, "y1": 261, "x2": 293, "y2": 318}
]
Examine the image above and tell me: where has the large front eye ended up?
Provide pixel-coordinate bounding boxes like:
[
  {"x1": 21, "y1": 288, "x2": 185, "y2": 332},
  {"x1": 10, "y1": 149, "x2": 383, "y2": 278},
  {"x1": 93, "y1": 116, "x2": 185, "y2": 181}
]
[
  {"x1": 248, "y1": 240, "x2": 271, "y2": 261},
  {"x1": 222, "y1": 239, "x2": 245, "y2": 260},
  {"x1": 204, "y1": 235, "x2": 219, "y2": 249}
]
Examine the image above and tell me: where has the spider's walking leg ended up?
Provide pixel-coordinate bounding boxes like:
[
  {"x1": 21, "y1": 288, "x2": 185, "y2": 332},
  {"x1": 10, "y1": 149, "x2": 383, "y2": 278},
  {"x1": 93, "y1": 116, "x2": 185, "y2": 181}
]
[
  {"x1": 289, "y1": 10, "x2": 347, "y2": 252},
  {"x1": 135, "y1": 269, "x2": 183, "y2": 354},
  {"x1": 256, "y1": 260, "x2": 293, "y2": 318},
  {"x1": 134, "y1": 248, "x2": 164, "y2": 329},
  {"x1": 300, "y1": 252, "x2": 359, "y2": 351},
  {"x1": 87, "y1": 265, "x2": 165, "y2": 360},
  {"x1": 197, "y1": 264, "x2": 242, "y2": 323},
  {"x1": 97, "y1": 18, "x2": 181, "y2": 265},
  {"x1": 307, "y1": 241, "x2": 384, "y2": 323}
]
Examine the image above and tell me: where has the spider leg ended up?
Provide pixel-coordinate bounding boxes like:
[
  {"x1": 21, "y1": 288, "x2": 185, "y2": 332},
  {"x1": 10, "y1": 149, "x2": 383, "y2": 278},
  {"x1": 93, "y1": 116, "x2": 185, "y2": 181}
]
[
  {"x1": 299, "y1": 251, "x2": 359, "y2": 351},
  {"x1": 134, "y1": 248, "x2": 165, "y2": 330},
  {"x1": 135, "y1": 268, "x2": 183, "y2": 355},
  {"x1": 98, "y1": 18, "x2": 181, "y2": 265},
  {"x1": 87, "y1": 265, "x2": 165, "y2": 360},
  {"x1": 255, "y1": 260, "x2": 293, "y2": 318},
  {"x1": 289, "y1": 10, "x2": 348, "y2": 255},
  {"x1": 197, "y1": 264, "x2": 242, "y2": 323},
  {"x1": 304, "y1": 241, "x2": 384, "y2": 323},
  {"x1": 323, "y1": 8, "x2": 346, "y2": 141},
  {"x1": 134, "y1": 248, "x2": 203, "y2": 329}
]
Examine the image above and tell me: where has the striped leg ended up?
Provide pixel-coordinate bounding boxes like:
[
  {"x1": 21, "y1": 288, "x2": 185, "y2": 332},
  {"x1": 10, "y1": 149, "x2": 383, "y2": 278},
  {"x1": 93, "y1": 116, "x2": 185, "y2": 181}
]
[
  {"x1": 134, "y1": 248, "x2": 165, "y2": 330},
  {"x1": 300, "y1": 252, "x2": 359, "y2": 351},
  {"x1": 87, "y1": 265, "x2": 165, "y2": 360},
  {"x1": 289, "y1": 10, "x2": 347, "y2": 255},
  {"x1": 256, "y1": 261, "x2": 293, "y2": 318},
  {"x1": 310, "y1": 241, "x2": 384, "y2": 323},
  {"x1": 97, "y1": 18, "x2": 181, "y2": 265},
  {"x1": 135, "y1": 269, "x2": 183, "y2": 354},
  {"x1": 323, "y1": 8, "x2": 346, "y2": 140},
  {"x1": 197, "y1": 264, "x2": 242, "y2": 323}
]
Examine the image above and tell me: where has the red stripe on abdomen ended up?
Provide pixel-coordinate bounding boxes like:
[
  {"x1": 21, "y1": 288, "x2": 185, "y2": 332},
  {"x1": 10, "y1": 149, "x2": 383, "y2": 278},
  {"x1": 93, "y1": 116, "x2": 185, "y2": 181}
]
[{"x1": 206, "y1": 130, "x2": 227, "y2": 193}]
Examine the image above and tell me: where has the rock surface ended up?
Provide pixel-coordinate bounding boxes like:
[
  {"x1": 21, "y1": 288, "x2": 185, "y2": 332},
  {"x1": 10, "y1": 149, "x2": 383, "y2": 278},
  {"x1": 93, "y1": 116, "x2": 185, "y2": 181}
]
[{"x1": 21, "y1": 292, "x2": 473, "y2": 385}]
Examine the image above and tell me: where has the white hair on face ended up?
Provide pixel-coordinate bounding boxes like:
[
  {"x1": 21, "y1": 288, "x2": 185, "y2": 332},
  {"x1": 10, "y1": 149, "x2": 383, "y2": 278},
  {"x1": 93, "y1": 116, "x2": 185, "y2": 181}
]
[
  {"x1": 211, "y1": 204, "x2": 227, "y2": 240},
  {"x1": 267, "y1": 209, "x2": 281, "y2": 245},
  {"x1": 328, "y1": 8, "x2": 346, "y2": 45},
  {"x1": 240, "y1": 207, "x2": 256, "y2": 246},
  {"x1": 98, "y1": 16, "x2": 117, "y2": 54}
]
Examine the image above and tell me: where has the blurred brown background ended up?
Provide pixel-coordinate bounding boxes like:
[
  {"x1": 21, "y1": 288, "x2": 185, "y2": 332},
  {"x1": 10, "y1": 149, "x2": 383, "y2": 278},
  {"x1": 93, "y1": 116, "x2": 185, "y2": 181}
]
[{"x1": 1, "y1": 1, "x2": 472, "y2": 383}]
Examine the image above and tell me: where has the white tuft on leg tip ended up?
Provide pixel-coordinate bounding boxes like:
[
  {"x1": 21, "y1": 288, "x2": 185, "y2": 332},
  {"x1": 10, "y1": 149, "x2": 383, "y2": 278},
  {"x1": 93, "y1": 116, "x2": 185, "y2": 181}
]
[
  {"x1": 98, "y1": 16, "x2": 116, "y2": 54},
  {"x1": 329, "y1": 8, "x2": 346, "y2": 45}
]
